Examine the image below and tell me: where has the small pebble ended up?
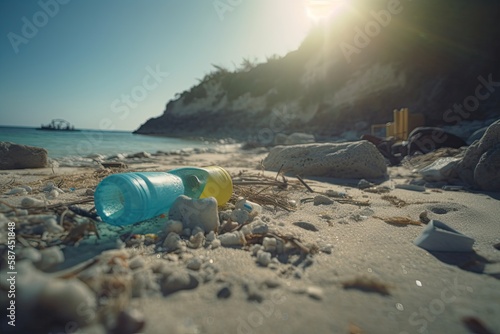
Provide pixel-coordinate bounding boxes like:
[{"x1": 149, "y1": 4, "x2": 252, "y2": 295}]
[
  {"x1": 313, "y1": 195, "x2": 334, "y2": 206},
  {"x1": 395, "y1": 184, "x2": 426, "y2": 192},
  {"x1": 113, "y1": 308, "x2": 146, "y2": 334},
  {"x1": 44, "y1": 218, "x2": 64, "y2": 233},
  {"x1": 357, "y1": 179, "x2": 372, "y2": 189},
  {"x1": 21, "y1": 197, "x2": 45, "y2": 208},
  {"x1": 211, "y1": 239, "x2": 221, "y2": 249},
  {"x1": 218, "y1": 231, "x2": 245, "y2": 247},
  {"x1": 217, "y1": 286, "x2": 232, "y2": 299},
  {"x1": 165, "y1": 220, "x2": 183, "y2": 234},
  {"x1": 6, "y1": 187, "x2": 28, "y2": 195},
  {"x1": 320, "y1": 244, "x2": 333, "y2": 254},
  {"x1": 256, "y1": 250, "x2": 272, "y2": 267},
  {"x1": 230, "y1": 209, "x2": 249, "y2": 224},
  {"x1": 263, "y1": 237, "x2": 277, "y2": 252},
  {"x1": 162, "y1": 271, "x2": 199, "y2": 295},
  {"x1": 306, "y1": 286, "x2": 324, "y2": 300},
  {"x1": 187, "y1": 231, "x2": 205, "y2": 249},
  {"x1": 206, "y1": 231, "x2": 216, "y2": 242},
  {"x1": 250, "y1": 244, "x2": 262, "y2": 255},
  {"x1": 129, "y1": 256, "x2": 146, "y2": 270},
  {"x1": 186, "y1": 257, "x2": 203, "y2": 271},
  {"x1": 419, "y1": 211, "x2": 430, "y2": 224}
]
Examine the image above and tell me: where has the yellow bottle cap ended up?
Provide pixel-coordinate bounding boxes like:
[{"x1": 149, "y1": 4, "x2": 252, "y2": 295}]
[{"x1": 199, "y1": 166, "x2": 233, "y2": 206}]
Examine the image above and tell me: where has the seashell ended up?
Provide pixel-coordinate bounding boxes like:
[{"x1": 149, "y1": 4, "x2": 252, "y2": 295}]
[{"x1": 187, "y1": 232, "x2": 205, "y2": 249}]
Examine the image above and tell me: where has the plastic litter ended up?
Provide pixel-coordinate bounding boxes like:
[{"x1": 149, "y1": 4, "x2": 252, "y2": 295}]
[
  {"x1": 94, "y1": 166, "x2": 232, "y2": 226},
  {"x1": 413, "y1": 220, "x2": 475, "y2": 252}
]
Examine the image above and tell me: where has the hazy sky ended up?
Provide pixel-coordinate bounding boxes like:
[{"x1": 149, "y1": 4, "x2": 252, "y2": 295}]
[{"x1": 0, "y1": 0, "x2": 318, "y2": 131}]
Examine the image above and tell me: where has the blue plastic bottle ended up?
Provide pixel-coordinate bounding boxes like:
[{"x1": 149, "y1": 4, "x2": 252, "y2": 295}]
[{"x1": 94, "y1": 166, "x2": 232, "y2": 226}]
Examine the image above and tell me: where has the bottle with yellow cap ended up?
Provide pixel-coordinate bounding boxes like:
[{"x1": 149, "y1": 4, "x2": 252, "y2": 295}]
[{"x1": 94, "y1": 166, "x2": 232, "y2": 226}]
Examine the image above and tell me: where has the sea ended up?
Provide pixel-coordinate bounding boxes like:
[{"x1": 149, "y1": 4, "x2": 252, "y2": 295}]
[{"x1": 0, "y1": 126, "x2": 219, "y2": 161}]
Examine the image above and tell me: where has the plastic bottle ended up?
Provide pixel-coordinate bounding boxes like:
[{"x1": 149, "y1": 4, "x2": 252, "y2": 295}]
[{"x1": 94, "y1": 166, "x2": 232, "y2": 226}]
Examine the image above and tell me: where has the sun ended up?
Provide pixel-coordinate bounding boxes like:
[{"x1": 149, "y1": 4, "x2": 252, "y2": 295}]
[{"x1": 305, "y1": 0, "x2": 349, "y2": 22}]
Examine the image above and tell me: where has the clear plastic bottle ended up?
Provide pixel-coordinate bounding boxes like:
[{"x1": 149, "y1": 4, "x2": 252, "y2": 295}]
[{"x1": 94, "y1": 166, "x2": 232, "y2": 226}]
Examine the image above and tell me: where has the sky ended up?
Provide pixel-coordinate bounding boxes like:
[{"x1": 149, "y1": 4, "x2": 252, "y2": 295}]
[{"x1": 0, "y1": 0, "x2": 322, "y2": 131}]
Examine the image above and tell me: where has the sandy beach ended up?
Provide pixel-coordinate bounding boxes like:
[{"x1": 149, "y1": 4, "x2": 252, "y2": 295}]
[{"x1": 0, "y1": 145, "x2": 499, "y2": 334}]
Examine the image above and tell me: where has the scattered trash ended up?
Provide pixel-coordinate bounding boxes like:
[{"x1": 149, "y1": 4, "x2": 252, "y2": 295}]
[
  {"x1": 414, "y1": 220, "x2": 475, "y2": 252},
  {"x1": 94, "y1": 166, "x2": 232, "y2": 226}
]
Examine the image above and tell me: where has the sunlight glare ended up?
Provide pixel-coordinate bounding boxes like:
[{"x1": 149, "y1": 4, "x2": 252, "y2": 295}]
[{"x1": 306, "y1": 0, "x2": 349, "y2": 22}]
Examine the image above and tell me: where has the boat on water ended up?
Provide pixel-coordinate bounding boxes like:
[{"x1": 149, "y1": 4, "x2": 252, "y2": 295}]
[{"x1": 38, "y1": 119, "x2": 80, "y2": 131}]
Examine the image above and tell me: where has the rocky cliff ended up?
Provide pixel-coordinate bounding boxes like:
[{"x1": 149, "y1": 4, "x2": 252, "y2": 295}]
[{"x1": 135, "y1": 0, "x2": 500, "y2": 143}]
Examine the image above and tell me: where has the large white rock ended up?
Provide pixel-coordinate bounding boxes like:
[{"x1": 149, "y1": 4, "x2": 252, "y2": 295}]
[{"x1": 263, "y1": 141, "x2": 387, "y2": 179}]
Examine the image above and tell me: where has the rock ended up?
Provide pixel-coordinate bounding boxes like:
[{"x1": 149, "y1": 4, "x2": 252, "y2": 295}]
[
  {"x1": 263, "y1": 141, "x2": 387, "y2": 179},
  {"x1": 306, "y1": 286, "x2": 324, "y2": 300},
  {"x1": 407, "y1": 127, "x2": 467, "y2": 155},
  {"x1": 186, "y1": 257, "x2": 203, "y2": 271},
  {"x1": 169, "y1": 195, "x2": 219, "y2": 233},
  {"x1": 457, "y1": 120, "x2": 500, "y2": 190},
  {"x1": 467, "y1": 126, "x2": 489, "y2": 145},
  {"x1": 419, "y1": 157, "x2": 461, "y2": 182},
  {"x1": 163, "y1": 232, "x2": 185, "y2": 252},
  {"x1": 129, "y1": 256, "x2": 146, "y2": 270},
  {"x1": 273, "y1": 133, "x2": 288, "y2": 146},
  {"x1": 113, "y1": 308, "x2": 146, "y2": 334},
  {"x1": 187, "y1": 231, "x2": 205, "y2": 249},
  {"x1": 313, "y1": 195, "x2": 334, "y2": 205},
  {"x1": 128, "y1": 151, "x2": 151, "y2": 159},
  {"x1": 0, "y1": 142, "x2": 49, "y2": 169},
  {"x1": 474, "y1": 144, "x2": 500, "y2": 191},
  {"x1": 164, "y1": 220, "x2": 183, "y2": 234},
  {"x1": 230, "y1": 209, "x2": 250, "y2": 224},
  {"x1": 44, "y1": 218, "x2": 64, "y2": 233},
  {"x1": 357, "y1": 179, "x2": 372, "y2": 189},
  {"x1": 262, "y1": 237, "x2": 277, "y2": 252},
  {"x1": 256, "y1": 250, "x2": 272, "y2": 267},
  {"x1": 37, "y1": 246, "x2": 65, "y2": 270},
  {"x1": 284, "y1": 133, "x2": 315, "y2": 145},
  {"x1": 217, "y1": 286, "x2": 232, "y2": 299},
  {"x1": 21, "y1": 197, "x2": 46, "y2": 208},
  {"x1": 6, "y1": 187, "x2": 28, "y2": 195},
  {"x1": 218, "y1": 231, "x2": 245, "y2": 247},
  {"x1": 161, "y1": 270, "x2": 199, "y2": 295}
]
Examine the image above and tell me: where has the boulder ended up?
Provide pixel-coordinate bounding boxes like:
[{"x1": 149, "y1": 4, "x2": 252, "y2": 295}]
[
  {"x1": 407, "y1": 127, "x2": 467, "y2": 155},
  {"x1": 0, "y1": 142, "x2": 48, "y2": 169},
  {"x1": 474, "y1": 144, "x2": 500, "y2": 191},
  {"x1": 263, "y1": 141, "x2": 387, "y2": 179},
  {"x1": 457, "y1": 120, "x2": 500, "y2": 190}
]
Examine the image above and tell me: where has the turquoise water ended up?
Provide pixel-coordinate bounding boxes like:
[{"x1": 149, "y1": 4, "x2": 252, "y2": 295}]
[{"x1": 0, "y1": 126, "x2": 213, "y2": 158}]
